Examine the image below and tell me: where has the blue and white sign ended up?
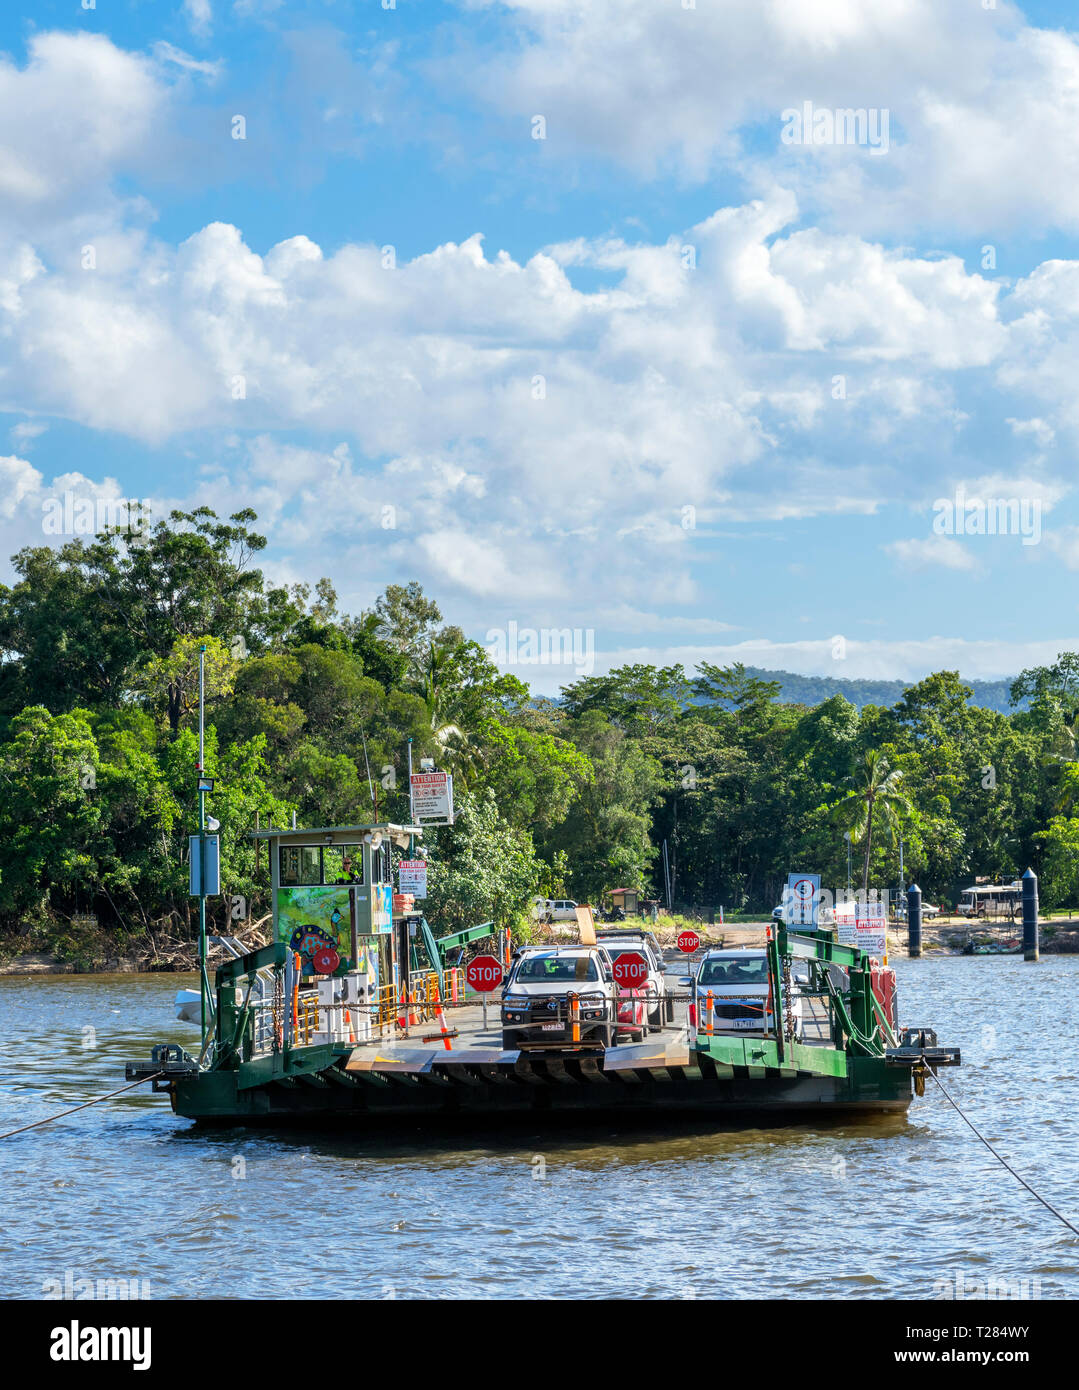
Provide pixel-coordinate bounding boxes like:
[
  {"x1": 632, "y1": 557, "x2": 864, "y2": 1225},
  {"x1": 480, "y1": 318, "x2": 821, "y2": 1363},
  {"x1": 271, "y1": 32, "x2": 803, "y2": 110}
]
[{"x1": 784, "y1": 872, "x2": 821, "y2": 928}]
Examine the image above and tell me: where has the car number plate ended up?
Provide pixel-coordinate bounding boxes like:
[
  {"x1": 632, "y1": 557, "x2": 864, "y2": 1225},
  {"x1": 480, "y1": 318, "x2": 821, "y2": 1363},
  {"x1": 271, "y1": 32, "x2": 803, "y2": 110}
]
[{"x1": 541, "y1": 1023, "x2": 562, "y2": 1032}]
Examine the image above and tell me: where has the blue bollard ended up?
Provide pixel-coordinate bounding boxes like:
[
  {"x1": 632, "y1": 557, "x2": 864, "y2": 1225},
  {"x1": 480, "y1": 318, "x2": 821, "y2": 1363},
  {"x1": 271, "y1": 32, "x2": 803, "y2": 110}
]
[
  {"x1": 1022, "y1": 867, "x2": 1039, "y2": 962},
  {"x1": 907, "y1": 883, "x2": 922, "y2": 959}
]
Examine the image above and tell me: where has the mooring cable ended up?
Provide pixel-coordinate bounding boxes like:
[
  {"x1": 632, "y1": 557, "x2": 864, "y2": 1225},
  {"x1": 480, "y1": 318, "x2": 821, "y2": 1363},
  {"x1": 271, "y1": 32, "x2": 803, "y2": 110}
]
[
  {"x1": 0, "y1": 1073, "x2": 163, "y2": 1140},
  {"x1": 924, "y1": 1060, "x2": 1079, "y2": 1238}
]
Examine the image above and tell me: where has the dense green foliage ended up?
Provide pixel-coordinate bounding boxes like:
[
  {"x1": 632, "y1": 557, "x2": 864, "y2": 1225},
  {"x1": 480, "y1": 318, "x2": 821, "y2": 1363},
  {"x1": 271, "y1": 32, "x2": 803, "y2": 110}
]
[
  {"x1": 741, "y1": 666, "x2": 1020, "y2": 714},
  {"x1": 0, "y1": 509, "x2": 1076, "y2": 962}
]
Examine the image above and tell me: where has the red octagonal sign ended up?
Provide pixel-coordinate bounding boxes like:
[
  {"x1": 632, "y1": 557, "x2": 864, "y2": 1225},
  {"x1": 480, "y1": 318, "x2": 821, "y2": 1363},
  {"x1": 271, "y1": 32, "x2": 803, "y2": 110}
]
[
  {"x1": 611, "y1": 951, "x2": 648, "y2": 989},
  {"x1": 676, "y1": 929, "x2": 700, "y2": 954},
  {"x1": 466, "y1": 954, "x2": 503, "y2": 993}
]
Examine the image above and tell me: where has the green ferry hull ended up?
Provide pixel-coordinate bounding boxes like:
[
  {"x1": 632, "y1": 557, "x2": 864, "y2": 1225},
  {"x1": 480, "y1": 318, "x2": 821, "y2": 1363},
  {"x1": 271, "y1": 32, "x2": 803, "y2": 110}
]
[{"x1": 171, "y1": 1049, "x2": 913, "y2": 1125}]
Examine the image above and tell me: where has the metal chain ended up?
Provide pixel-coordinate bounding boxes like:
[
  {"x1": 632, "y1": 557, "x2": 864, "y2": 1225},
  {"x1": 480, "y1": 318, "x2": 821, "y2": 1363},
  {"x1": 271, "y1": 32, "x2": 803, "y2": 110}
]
[
  {"x1": 272, "y1": 969, "x2": 283, "y2": 1053},
  {"x1": 782, "y1": 953, "x2": 795, "y2": 1042}
]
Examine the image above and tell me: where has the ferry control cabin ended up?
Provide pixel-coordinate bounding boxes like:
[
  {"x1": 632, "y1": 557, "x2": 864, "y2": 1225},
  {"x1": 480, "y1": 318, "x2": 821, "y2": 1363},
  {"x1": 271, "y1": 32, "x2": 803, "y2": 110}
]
[{"x1": 250, "y1": 822, "x2": 446, "y2": 1045}]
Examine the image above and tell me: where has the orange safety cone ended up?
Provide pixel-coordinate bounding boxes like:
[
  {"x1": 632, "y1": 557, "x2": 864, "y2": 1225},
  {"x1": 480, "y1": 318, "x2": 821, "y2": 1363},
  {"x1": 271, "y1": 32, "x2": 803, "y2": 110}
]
[{"x1": 433, "y1": 986, "x2": 453, "y2": 1052}]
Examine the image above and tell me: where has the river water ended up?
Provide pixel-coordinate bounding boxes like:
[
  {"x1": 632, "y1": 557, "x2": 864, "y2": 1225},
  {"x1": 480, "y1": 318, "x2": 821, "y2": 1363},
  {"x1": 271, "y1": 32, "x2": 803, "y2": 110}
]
[{"x1": 1, "y1": 956, "x2": 1076, "y2": 1300}]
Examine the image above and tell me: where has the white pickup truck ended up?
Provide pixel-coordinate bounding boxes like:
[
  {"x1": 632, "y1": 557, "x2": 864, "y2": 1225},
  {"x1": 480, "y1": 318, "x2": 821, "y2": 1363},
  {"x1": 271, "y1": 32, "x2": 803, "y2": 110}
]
[
  {"x1": 531, "y1": 897, "x2": 579, "y2": 922},
  {"x1": 501, "y1": 946, "x2": 616, "y2": 1048}
]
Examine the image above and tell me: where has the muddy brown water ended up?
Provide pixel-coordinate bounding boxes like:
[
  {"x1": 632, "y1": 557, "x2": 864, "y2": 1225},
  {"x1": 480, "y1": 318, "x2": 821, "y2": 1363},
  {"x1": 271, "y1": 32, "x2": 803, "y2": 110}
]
[{"x1": 1, "y1": 957, "x2": 1076, "y2": 1299}]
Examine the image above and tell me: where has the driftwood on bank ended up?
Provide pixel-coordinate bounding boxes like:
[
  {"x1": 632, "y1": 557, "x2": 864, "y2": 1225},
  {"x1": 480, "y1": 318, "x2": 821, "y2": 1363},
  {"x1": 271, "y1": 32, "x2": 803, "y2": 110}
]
[{"x1": 138, "y1": 913, "x2": 273, "y2": 971}]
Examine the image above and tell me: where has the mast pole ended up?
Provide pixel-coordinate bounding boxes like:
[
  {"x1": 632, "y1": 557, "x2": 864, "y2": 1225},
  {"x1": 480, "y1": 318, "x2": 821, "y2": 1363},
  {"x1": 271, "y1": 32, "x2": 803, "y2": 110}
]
[
  {"x1": 198, "y1": 643, "x2": 208, "y2": 1049},
  {"x1": 407, "y1": 737, "x2": 414, "y2": 855}
]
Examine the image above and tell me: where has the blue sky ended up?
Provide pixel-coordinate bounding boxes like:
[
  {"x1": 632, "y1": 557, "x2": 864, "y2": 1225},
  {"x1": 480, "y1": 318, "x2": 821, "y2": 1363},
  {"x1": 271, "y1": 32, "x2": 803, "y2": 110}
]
[{"x1": 2, "y1": 0, "x2": 1079, "y2": 692}]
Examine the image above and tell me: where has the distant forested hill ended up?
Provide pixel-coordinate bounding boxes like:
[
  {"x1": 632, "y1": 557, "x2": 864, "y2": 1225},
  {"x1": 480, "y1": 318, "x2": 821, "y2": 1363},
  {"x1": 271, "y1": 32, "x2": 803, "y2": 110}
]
[{"x1": 742, "y1": 667, "x2": 1019, "y2": 713}]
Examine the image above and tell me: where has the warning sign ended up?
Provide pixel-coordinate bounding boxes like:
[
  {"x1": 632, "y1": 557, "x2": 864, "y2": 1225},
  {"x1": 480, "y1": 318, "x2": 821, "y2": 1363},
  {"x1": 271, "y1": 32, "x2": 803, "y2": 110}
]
[{"x1": 409, "y1": 771, "x2": 455, "y2": 825}]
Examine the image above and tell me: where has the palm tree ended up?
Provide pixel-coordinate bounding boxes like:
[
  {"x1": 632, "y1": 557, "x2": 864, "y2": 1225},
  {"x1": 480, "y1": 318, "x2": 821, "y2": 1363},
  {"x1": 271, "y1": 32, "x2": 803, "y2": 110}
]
[
  {"x1": 418, "y1": 640, "x2": 483, "y2": 787},
  {"x1": 833, "y1": 750, "x2": 911, "y2": 894}
]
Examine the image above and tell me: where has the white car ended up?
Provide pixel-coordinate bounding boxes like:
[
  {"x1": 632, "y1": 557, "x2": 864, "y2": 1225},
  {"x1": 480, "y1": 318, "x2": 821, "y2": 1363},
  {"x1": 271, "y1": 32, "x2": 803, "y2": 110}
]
[
  {"x1": 894, "y1": 900, "x2": 941, "y2": 921},
  {"x1": 531, "y1": 897, "x2": 579, "y2": 922},
  {"x1": 773, "y1": 904, "x2": 835, "y2": 927},
  {"x1": 501, "y1": 946, "x2": 619, "y2": 1048},
  {"x1": 595, "y1": 932, "x2": 670, "y2": 1028},
  {"x1": 692, "y1": 947, "x2": 804, "y2": 1039}
]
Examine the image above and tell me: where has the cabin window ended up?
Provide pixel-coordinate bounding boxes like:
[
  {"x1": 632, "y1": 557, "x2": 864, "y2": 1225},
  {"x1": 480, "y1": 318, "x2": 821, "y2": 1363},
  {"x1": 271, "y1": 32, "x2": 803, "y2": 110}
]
[
  {"x1": 323, "y1": 845, "x2": 363, "y2": 885},
  {"x1": 279, "y1": 846, "x2": 323, "y2": 886}
]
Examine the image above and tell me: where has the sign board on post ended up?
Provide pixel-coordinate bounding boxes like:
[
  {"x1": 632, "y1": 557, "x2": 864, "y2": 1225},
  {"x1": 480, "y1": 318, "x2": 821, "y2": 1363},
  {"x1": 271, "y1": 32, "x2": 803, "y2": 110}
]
[
  {"x1": 611, "y1": 952, "x2": 648, "y2": 989},
  {"x1": 465, "y1": 955, "x2": 502, "y2": 993},
  {"x1": 410, "y1": 771, "x2": 455, "y2": 825},
  {"x1": 856, "y1": 899, "x2": 887, "y2": 957},
  {"x1": 834, "y1": 897, "x2": 886, "y2": 956},
  {"x1": 784, "y1": 872, "x2": 821, "y2": 928},
  {"x1": 399, "y1": 859, "x2": 427, "y2": 898},
  {"x1": 189, "y1": 835, "x2": 220, "y2": 896},
  {"x1": 676, "y1": 929, "x2": 700, "y2": 954}
]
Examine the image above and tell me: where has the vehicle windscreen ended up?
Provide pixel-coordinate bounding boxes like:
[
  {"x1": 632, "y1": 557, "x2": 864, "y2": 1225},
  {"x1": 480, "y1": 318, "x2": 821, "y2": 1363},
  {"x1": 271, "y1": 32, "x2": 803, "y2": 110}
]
[
  {"x1": 699, "y1": 957, "x2": 769, "y2": 986},
  {"x1": 515, "y1": 956, "x2": 599, "y2": 983},
  {"x1": 604, "y1": 945, "x2": 651, "y2": 964}
]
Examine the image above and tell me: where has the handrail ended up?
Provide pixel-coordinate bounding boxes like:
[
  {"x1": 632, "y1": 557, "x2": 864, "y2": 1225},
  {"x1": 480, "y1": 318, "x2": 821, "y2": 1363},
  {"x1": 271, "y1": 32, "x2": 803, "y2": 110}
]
[
  {"x1": 827, "y1": 978, "x2": 883, "y2": 1055},
  {"x1": 868, "y1": 979, "x2": 899, "y2": 1047},
  {"x1": 433, "y1": 920, "x2": 495, "y2": 957},
  {"x1": 216, "y1": 941, "x2": 288, "y2": 985}
]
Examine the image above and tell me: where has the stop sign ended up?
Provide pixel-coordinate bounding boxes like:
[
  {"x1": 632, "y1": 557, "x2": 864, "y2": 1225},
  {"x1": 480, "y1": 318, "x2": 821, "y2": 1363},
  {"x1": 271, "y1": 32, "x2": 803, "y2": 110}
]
[
  {"x1": 676, "y1": 929, "x2": 700, "y2": 954},
  {"x1": 466, "y1": 954, "x2": 503, "y2": 992},
  {"x1": 611, "y1": 952, "x2": 648, "y2": 989}
]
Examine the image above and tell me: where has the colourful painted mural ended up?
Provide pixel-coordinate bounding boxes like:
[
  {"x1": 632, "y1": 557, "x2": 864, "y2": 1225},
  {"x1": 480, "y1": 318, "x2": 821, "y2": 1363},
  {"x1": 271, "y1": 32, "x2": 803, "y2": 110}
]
[{"x1": 275, "y1": 886, "x2": 376, "y2": 978}]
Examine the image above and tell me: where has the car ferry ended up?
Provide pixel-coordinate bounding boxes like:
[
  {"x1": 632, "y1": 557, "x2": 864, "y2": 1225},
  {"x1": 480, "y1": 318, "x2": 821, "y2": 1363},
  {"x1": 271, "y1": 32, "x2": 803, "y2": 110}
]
[{"x1": 126, "y1": 821, "x2": 960, "y2": 1126}]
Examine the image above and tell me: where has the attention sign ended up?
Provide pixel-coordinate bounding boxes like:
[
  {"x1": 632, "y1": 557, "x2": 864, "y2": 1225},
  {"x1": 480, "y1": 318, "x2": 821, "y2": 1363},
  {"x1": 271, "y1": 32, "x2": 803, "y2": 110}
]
[
  {"x1": 410, "y1": 771, "x2": 455, "y2": 824},
  {"x1": 399, "y1": 859, "x2": 427, "y2": 898}
]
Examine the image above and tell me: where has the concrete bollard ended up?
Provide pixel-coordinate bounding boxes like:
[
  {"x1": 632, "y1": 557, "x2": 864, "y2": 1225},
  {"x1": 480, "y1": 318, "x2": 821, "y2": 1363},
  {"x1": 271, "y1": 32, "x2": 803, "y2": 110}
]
[
  {"x1": 1022, "y1": 867, "x2": 1039, "y2": 962},
  {"x1": 907, "y1": 883, "x2": 922, "y2": 959}
]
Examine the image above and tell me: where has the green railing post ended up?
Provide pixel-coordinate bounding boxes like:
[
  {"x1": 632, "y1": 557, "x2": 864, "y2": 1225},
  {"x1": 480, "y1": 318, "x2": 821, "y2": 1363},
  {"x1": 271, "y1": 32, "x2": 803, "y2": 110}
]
[{"x1": 769, "y1": 925, "x2": 786, "y2": 1064}]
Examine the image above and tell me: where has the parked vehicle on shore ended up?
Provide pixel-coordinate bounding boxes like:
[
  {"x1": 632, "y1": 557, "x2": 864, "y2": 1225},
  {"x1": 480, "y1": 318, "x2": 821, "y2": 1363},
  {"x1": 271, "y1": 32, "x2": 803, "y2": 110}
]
[
  {"x1": 894, "y1": 901, "x2": 941, "y2": 920},
  {"x1": 690, "y1": 947, "x2": 804, "y2": 1039},
  {"x1": 531, "y1": 897, "x2": 579, "y2": 922},
  {"x1": 772, "y1": 903, "x2": 836, "y2": 927},
  {"x1": 956, "y1": 883, "x2": 1020, "y2": 920}
]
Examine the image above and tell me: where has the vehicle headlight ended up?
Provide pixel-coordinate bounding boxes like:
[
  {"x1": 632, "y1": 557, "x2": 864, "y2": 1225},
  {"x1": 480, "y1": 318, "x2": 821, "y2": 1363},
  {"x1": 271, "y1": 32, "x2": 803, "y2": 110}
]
[{"x1": 502, "y1": 995, "x2": 529, "y2": 1009}]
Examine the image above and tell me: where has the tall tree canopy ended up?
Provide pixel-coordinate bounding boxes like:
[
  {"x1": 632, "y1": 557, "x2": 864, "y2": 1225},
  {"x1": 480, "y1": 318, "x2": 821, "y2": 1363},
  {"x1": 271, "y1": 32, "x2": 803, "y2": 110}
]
[{"x1": 1, "y1": 506, "x2": 1077, "y2": 962}]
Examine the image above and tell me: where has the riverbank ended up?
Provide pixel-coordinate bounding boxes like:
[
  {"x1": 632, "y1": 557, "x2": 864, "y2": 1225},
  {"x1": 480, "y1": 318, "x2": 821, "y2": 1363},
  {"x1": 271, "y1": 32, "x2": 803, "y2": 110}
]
[
  {"x1": 0, "y1": 917, "x2": 272, "y2": 976},
  {"x1": 5, "y1": 916, "x2": 1077, "y2": 974}
]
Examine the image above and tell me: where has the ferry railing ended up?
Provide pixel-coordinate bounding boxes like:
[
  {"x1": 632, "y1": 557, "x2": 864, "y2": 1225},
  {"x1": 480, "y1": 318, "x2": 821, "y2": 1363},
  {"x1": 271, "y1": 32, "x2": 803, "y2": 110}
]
[
  {"x1": 214, "y1": 942, "x2": 290, "y2": 1064},
  {"x1": 374, "y1": 970, "x2": 465, "y2": 1034}
]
